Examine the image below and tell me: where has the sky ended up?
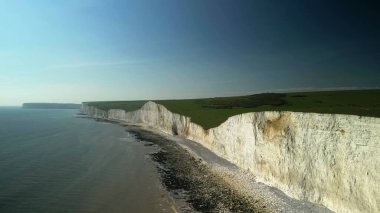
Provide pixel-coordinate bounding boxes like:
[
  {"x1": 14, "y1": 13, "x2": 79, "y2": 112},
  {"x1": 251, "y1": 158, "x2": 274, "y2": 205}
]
[{"x1": 0, "y1": 0, "x2": 379, "y2": 105}]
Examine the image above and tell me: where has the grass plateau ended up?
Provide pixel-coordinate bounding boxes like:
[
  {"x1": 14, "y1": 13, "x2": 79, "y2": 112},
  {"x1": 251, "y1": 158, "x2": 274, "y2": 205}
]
[{"x1": 86, "y1": 89, "x2": 380, "y2": 129}]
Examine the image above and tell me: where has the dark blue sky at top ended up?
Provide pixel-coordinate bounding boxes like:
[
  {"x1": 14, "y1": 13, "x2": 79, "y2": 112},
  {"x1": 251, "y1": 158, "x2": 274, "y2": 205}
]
[{"x1": 0, "y1": 0, "x2": 379, "y2": 104}]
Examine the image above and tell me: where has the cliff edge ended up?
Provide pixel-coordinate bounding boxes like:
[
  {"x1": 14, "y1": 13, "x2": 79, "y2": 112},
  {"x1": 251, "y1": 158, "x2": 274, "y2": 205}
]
[{"x1": 81, "y1": 101, "x2": 380, "y2": 213}]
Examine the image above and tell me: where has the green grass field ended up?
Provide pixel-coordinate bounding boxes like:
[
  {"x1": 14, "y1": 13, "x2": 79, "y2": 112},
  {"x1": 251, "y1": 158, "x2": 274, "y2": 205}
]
[{"x1": 86, "y1": 89, "x2": 380, "y2": 129}]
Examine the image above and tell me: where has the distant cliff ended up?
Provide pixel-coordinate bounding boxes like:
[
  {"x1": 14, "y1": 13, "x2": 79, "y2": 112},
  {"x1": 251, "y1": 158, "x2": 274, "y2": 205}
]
[
  {"x1": 82, "y1": 101, "x2": 380, "y2": 213},
  {"x1": 23, "y1": 103, "x2": 81, "y2": 109}
]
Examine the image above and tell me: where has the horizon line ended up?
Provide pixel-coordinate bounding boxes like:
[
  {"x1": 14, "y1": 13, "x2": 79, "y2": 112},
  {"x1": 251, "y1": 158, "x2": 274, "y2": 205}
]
[{"x1": 1, "y1": 86, "x2": 379, "y2": 106}]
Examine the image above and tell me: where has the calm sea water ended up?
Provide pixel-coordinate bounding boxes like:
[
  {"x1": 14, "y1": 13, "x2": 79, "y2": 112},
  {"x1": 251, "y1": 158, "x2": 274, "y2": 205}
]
[{"x1": 0, "y1": 108, "x2": 172, "y2": 213}]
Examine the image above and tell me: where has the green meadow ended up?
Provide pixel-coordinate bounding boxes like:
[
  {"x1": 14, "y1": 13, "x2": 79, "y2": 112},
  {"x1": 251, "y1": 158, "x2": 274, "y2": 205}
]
[{"x1": 86, "y1": 89, "x2": 380, "y2": 129}]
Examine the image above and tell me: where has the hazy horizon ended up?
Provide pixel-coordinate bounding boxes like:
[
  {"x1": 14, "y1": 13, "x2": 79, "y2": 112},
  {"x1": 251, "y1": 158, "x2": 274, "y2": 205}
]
[
  {"x1": 1, "y1": 0, "x2": 379, "y2": 105},
  {"x1": 1, "y1": 86, "x2": 378, "y2": 107}
]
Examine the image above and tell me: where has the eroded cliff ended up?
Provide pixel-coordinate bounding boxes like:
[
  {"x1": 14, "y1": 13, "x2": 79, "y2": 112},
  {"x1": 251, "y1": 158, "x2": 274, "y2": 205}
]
[{"x1": 81, "y1": 101, "x2": 380, "y2": 213}]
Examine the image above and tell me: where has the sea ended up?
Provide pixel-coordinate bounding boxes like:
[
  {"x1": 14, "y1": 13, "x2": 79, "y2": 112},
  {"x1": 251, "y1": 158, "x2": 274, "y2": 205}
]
[{"x1": 0, "y1": 107, "x2": 172, "y2": 213}]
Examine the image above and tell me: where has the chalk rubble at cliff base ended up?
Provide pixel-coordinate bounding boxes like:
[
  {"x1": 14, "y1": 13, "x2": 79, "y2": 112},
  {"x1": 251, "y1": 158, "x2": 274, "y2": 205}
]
[
  {"x1": 81, "y1": 101, "x2": 380, "y2": 213},
  {"x1": 127, "y1": 126, "x2": 268, "y2": 212},
  {"x1": 129, "y1": 124, "x2": 332, "y2": 213}
]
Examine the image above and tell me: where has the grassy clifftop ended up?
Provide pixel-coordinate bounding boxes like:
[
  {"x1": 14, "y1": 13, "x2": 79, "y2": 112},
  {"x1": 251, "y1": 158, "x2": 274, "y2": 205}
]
[{"x1": 86, "y1": 89, "x2": 380, "y2": 129}]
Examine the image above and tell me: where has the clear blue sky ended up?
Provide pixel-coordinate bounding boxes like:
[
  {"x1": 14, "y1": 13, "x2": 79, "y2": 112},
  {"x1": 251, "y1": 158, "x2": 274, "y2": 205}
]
[{"x1": 1, "y1": 0, "x2": 379, "y2": 105}]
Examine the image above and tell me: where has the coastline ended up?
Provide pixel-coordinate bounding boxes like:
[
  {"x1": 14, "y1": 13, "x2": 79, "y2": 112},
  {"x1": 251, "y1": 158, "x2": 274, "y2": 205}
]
[
  {"x1": 81, "y1": 101, "x2": 380, "y2": 212},
  {"x1": 89, "y1": 117, "x2": 332, "y2": 213},
  {"x1": 127, "y1": 124, "x2": 265, "y2": 213}
]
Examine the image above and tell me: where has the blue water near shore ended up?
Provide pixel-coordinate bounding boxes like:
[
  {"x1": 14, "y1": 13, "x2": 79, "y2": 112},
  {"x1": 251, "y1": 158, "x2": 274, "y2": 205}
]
[{"x1": 0, "y1": 107, "x2": 170, "y2": 212}]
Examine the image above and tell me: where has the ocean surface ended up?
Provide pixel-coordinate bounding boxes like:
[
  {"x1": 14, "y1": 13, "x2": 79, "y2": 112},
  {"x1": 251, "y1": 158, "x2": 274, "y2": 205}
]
[{"x1": 0, "y1": 107, "x2": 172, "y2": 213}]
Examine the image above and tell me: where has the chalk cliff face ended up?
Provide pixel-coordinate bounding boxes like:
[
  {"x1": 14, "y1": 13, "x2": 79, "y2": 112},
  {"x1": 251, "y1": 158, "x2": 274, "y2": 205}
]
[{"x1": 81, "y1": 102, "x2": 380, "y2": 213}]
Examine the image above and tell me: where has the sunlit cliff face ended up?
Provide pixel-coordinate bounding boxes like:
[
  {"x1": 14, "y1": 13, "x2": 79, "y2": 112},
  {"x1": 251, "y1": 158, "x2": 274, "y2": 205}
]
[{"x1": 82, "y1": 102, "x2": 380, "y2": 213}]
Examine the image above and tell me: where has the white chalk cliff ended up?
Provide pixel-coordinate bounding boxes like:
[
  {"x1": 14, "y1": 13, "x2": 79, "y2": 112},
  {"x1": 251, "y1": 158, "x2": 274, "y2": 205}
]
[{"x1": 81, "y1": 101, "x2": 380, "y2": 213}]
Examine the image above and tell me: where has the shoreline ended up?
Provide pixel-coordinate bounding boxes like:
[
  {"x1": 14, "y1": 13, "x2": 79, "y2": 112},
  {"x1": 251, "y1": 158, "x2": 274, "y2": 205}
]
[
  {"x1": 126, "y1": 125, "x2": 265, "y2": 213},
  {"x1": 81, "y1": 100, "x2": 380, "y2": 212},
  {"x1": 90, "y1": 117, "x2": 332, "y2": 212}
]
